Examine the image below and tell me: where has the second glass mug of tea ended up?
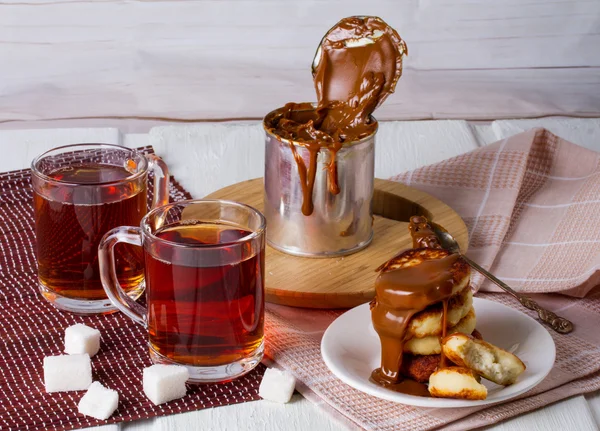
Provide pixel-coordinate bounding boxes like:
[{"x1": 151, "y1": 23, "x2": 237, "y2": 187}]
[
  {"x1": 31, "y1": 144, "x2": 169, "y2": 314},
  {"x1": 98, "y1": 200, "x2": 266, "y2": 383}
]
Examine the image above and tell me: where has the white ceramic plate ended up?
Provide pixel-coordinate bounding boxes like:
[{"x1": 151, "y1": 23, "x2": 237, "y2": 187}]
[{"x1": 321, "y1": 297, "x2": 555, "y2": 407}]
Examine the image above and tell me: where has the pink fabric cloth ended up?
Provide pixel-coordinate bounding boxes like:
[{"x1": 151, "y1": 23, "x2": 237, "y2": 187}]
[
  {"x1": 392, "y1": 128, "x2": 600, "y2": 297},
  {"x1": 265, "y1": 129, "x2": 600, "y2": 430}
]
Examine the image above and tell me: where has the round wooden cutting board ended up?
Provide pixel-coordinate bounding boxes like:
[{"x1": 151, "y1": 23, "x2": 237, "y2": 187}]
[{"x1": 206, "y1": 178, "x2": 468, "y2": 309}]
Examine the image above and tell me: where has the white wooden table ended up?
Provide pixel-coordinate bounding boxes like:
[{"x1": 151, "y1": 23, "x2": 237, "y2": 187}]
[{"x1": 2, "y1": 117, "x2": 600, "y2": 431}]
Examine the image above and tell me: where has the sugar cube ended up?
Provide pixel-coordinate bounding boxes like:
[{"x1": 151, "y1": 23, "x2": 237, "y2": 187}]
[
  {"x1": 65, "y1": 323, "x2": 101, "y2": 357},
  {"x1": 44, "y1": 354, "x2": 92, "y2": 393},
  {"x1": 258, "y1": 368, "x2": 296, "y2": 403},
  {"x1": 78, "y1": 381, "x2": 119, "y2": 420},
  {"x1": 143, "y1": 364, "x2": 189, "y2": 405}
]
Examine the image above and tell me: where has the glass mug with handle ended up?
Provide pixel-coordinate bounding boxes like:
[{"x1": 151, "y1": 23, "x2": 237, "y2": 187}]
[
  {"x1": 31, "y1": 144, "x2": 169, "y2": 314},
  {"x1": 99, "y1": 200, "x2": 266, "y2": 383}
]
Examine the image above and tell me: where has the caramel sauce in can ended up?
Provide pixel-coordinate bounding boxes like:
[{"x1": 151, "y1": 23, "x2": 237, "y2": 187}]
[{"x1": 264, "y1": 16, "x2": 407, "y2": 217}]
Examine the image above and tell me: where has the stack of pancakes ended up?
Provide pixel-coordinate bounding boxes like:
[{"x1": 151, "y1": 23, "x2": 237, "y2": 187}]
[
  {"x1": 370, "y1": 216, "x2": 479, "y2": 386},
  {"x1": 371, "y1": 216, "x2": 526, "y2": 399},
  {"x1": 379, "y1": 247, "x2": 477, "y2": 383}
]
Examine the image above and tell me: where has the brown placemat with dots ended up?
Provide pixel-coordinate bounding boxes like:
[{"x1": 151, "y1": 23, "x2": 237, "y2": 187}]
[{"x1": 0, "y1": 146, "x2": 265, "y2": 431}]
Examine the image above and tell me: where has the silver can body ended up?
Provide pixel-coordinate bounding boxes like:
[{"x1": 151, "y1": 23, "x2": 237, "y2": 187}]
[{"x1": 263, "y1": 126, "x2": 376, "y2": 257}]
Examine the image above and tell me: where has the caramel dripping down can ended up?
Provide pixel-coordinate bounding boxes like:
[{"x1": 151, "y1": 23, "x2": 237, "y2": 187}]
[{"x1": 263, "y1": 109, "x2": 376, "y2": 257}]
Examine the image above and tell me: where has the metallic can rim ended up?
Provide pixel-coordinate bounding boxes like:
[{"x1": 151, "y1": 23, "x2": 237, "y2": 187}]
[{"x1": 262, "y1": 104, "x2": 378, "y2": 149}]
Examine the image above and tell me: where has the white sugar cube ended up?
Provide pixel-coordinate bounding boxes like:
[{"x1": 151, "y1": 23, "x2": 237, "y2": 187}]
[
  {"x1": 44, "y1": 354, "x2": 92, "y2": 393},
  {"x1": 78, "y1": 381, "x2": 119, "y2": 420},
  {"x1": 258, "y1": 368, "x2": 296, "y2": 403},
  {"x1": 143, "y1": 364, "x2": 189, "y2": 405},
  {"x1": 65, "y1": 323, "x2": 101, "y2": 357}
]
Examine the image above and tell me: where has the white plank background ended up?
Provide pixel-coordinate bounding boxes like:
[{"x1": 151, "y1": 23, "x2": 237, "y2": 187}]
[
  {"x1": 1, "y1": 0, "x2": 600, "y2": 130},
  {"x1": 3, "y1": 117, "x2": 600, "y2": 430}
]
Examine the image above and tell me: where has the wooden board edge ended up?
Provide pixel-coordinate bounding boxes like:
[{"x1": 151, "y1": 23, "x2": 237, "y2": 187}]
[{"x1": 266, "y1": 289, "x2": 374, "y2": 309}]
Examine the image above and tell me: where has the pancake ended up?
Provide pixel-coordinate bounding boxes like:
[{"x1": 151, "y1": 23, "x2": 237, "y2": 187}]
[
  {"x1": 377, "y1": 249, "x2": 471, "y2": 299},
  {"x1": 370, "y1": 218, "x2": 472, "y2": 390},
  {"x1": 404, "y1": 306, "x2": 476, "y2": 355},
  {"x1": 443, "y1": 333, "x2": 526, "y2": 385},
  {"x1": 401, "y1": 328, "x2": 483, "y2": 383},
  {"x1": 428, "y1": 367, "x2": 488, "y2": 400},
  {"x1": 407, "y1": 287, "x2": 473, "y2": 339},
  {"x1": 401, "y1": 354, "x2": 442, "y2": 383}
]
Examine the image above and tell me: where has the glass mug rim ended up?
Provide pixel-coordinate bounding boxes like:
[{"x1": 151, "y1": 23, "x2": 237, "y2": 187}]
[
  {"x1": 141, "y1": 199, "x2": 267, "y2": 250},
  {"x1": 33, "y1": 143, "x2": 170, "y2": 315},
  {"x1": 30, "y1": 143, "x2": 148, "y2": 187}
]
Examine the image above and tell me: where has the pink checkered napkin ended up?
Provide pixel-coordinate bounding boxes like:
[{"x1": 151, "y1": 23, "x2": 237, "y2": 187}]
[
  {"x1": 392, "y1": 128, "x2": 600, "y2": 297},
  {"x1": 264, "y1": 129, "x2": 600, "y2": 431}
]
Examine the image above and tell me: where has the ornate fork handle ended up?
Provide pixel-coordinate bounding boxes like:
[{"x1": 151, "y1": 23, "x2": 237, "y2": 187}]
[{"x1": 463, "y1": 255, "x2": 574, "y2": 334}]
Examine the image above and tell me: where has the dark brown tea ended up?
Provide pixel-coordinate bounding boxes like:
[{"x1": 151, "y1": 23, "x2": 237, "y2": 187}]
[
  {"x1": 145, "y1": 222, "x2": 265, "y2": 366},
  {"x1": 33, "y1": 163, "x2": 147, "y2": 300}
]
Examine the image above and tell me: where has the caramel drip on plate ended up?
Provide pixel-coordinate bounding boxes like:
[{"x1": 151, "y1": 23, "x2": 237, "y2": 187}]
[
  {"x1": 369, "y1": 369, "x2": 431, "y2": 397},
  {"x1": 264, "y1": 17, "x2": 407, "y2": 215}
]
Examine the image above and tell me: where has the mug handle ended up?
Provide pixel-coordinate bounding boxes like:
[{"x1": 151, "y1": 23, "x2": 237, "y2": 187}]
[
  {"x1": 98, "y1": 226, "x2": 147, "y2": 327},
  {"x1": 146, "y1": 154, "x2": 170, "y2": 209}
]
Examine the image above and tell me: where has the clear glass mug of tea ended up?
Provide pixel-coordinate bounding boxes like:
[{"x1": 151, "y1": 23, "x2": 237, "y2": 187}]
[
  {"x1": 31, "y1": 144, "x2": 169, "y2": 315},
  {"x1": 98, "y1": 200, "x2": 266, "y2": 383}
]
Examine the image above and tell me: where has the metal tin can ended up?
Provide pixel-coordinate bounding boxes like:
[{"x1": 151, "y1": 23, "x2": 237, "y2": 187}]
[{"x1": 263, "y1": 109, "x2": 376, "y2": 257}]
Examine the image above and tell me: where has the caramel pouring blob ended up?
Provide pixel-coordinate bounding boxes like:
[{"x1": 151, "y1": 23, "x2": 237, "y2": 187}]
[
  {"x1": 409, "y1": 215, "x2": 442, "y2": 249},
  {"x1": 264, "y1": 16, "x2": 407, "y2": 216},
  {"x1": 312, "y1": 16, "x2": 408, "y2": 135}
]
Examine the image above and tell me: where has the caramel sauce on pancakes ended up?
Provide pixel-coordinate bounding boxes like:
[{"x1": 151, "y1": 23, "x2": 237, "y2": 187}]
[
  {"x1": 409, "y1": 216, "x2": 442, "y2": 249},
  {"x1": 370, "y1": 217, "x2": 470, "y2": 395},
  {"x1": 264, "y1": 16, "x2": 407, "y2": 216}
]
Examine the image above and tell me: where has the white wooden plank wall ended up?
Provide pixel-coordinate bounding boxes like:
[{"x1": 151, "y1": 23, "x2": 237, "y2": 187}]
[{"x1": 0, "y1": 0, "x2": 599, "y2": 130}]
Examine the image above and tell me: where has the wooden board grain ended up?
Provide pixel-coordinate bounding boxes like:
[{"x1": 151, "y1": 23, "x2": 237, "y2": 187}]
[{"x1": 206, "y1": 178, "x2": 468, "y2": 308}]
